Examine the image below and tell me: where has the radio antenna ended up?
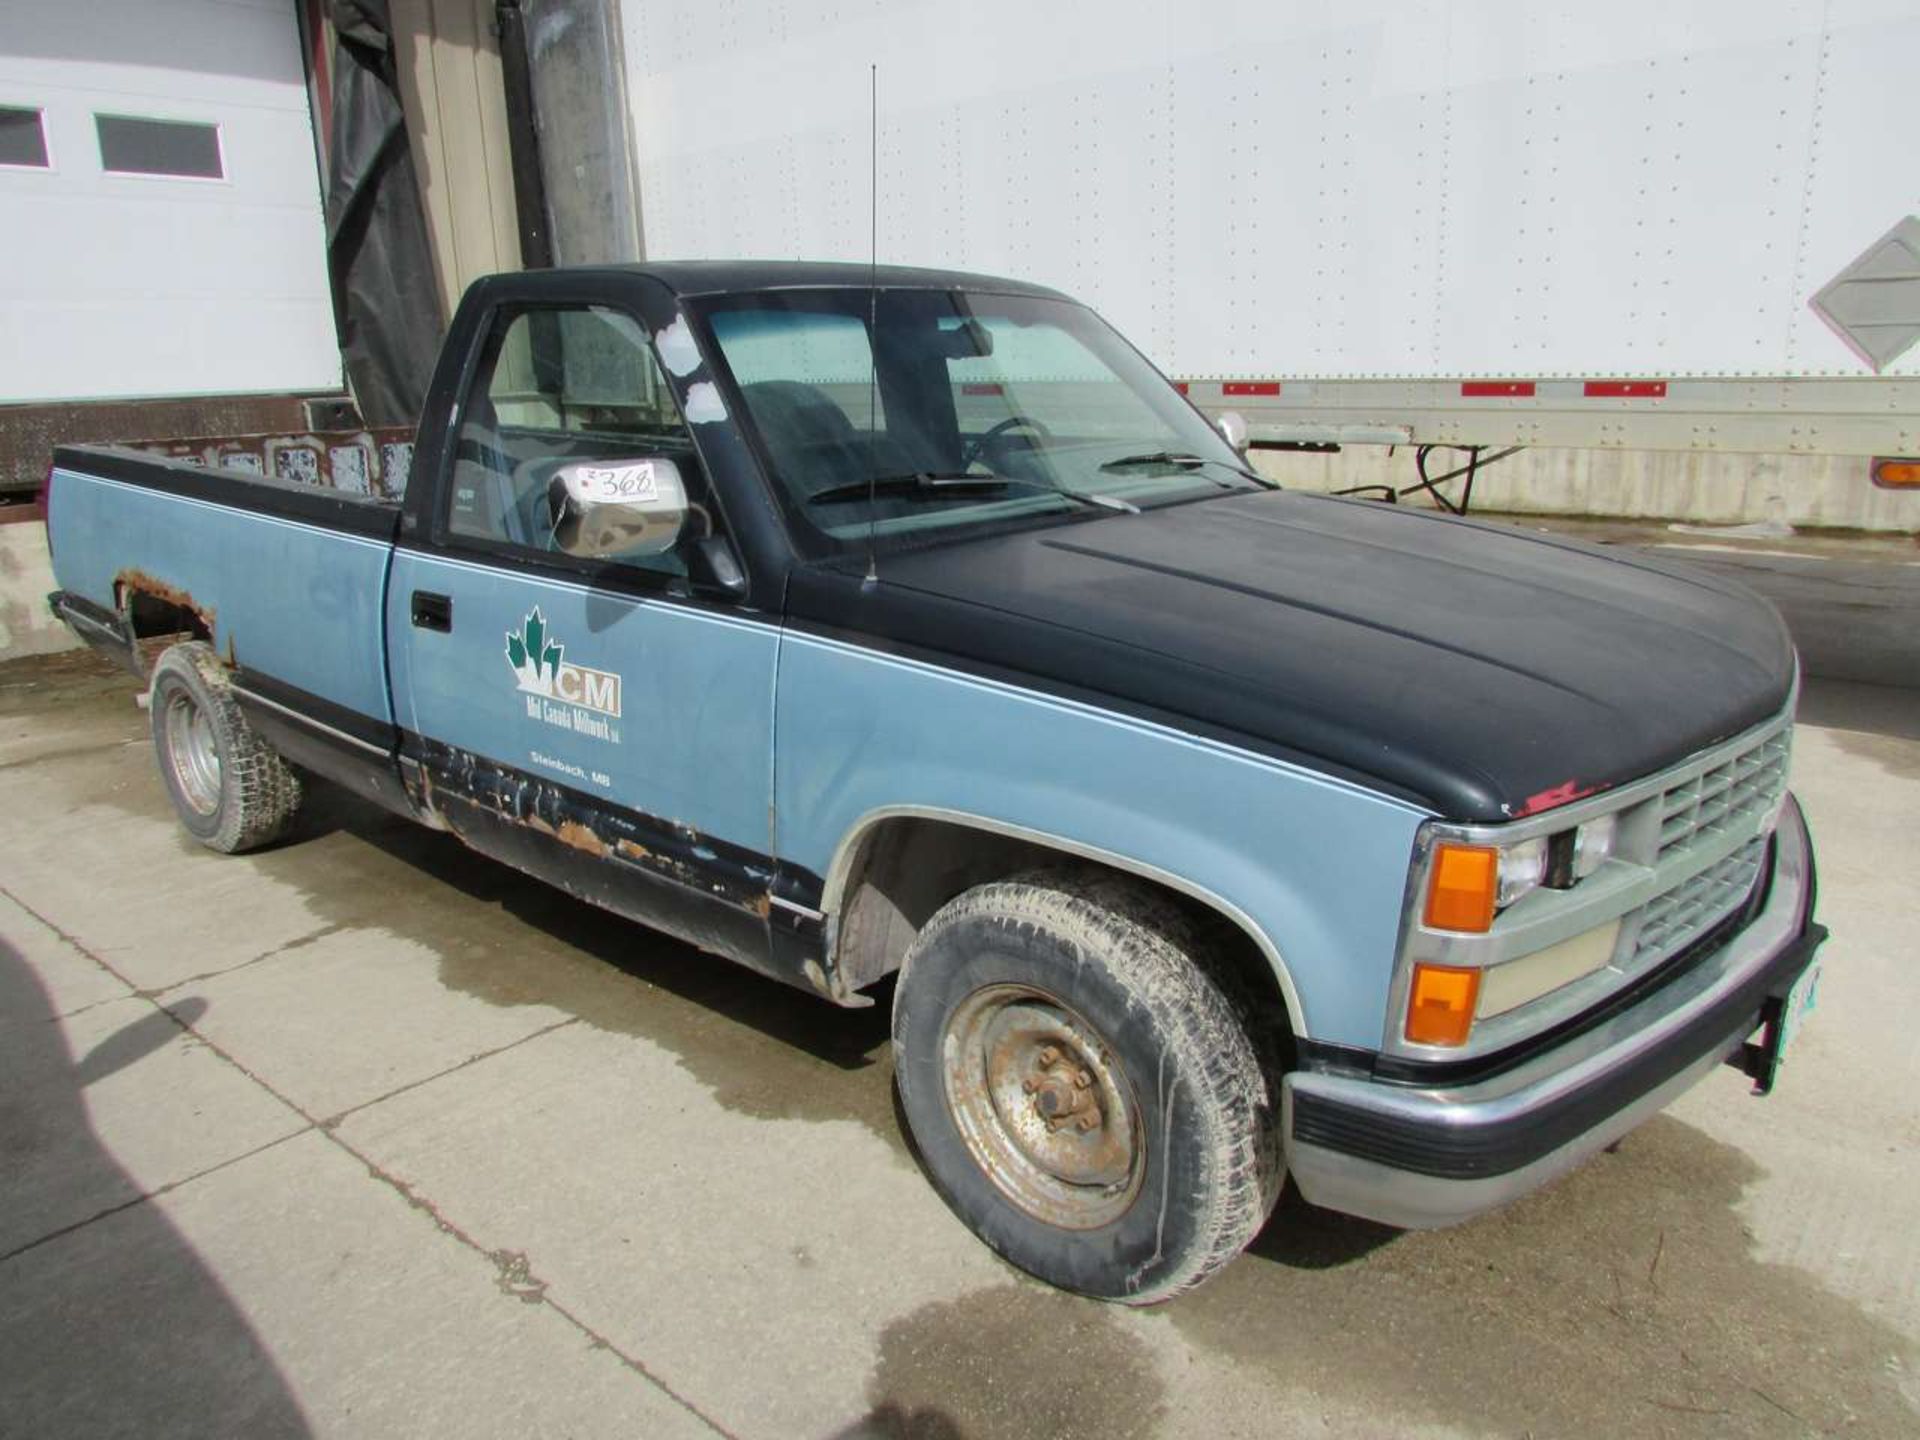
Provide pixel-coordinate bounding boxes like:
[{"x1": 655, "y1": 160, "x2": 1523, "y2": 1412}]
[{"x1": 862, "y1": 61, "x2": 880, "y2": 586}]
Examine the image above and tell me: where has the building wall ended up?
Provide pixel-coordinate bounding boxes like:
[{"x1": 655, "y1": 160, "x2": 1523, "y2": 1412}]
[
  {"x1": 389, "y1": 0, "x2": 523, "y2": 319},
  {"x1": 0, "y1": 0, "x2": 341, "y2": 403},
  {"x1": 0, "y1": 518, "x2": 78, "y2": 660}
]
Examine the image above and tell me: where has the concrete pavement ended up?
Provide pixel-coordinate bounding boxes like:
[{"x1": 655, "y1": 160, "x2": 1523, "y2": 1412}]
[{"x1": 1, "y1": 625, "x2": 1916, "y2": 1437}]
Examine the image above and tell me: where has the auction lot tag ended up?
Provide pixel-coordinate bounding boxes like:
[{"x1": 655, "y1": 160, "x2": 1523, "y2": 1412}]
[{"x1": 576, "y1": 462, "x2": 660, "y2": 503}]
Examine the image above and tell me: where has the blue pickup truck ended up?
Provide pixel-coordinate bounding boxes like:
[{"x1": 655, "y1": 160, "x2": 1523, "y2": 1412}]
[{"x1": 46, "y1": 261, "x2": 1825, "y2": 1302}]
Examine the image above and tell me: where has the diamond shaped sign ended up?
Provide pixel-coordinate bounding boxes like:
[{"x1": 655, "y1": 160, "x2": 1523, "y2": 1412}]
[{"x1": 1809, "y1": 216, "x2": 1920, "y2": 372}]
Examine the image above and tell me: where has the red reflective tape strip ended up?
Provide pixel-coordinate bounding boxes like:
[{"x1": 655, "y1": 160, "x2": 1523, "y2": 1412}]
[
  {"x1": 1584, "y1": 381, "x2": 1667, "y2": 398},
  {"x1": 1172, "y1": 382, "x2": 1190, "y2": 395},
  {"x1": 1461, "y1": 381, "x2": 1535, "y2": 397},
  {"x1": 960, "y1": 382, "x2": 1004, "y2": 396},
  {"x1": 1514, "y1": 779, "x2": 1602, "y2": 817},
  {"x1": 1222, "y1": 381, "x2": 1281, "y2": 397}
]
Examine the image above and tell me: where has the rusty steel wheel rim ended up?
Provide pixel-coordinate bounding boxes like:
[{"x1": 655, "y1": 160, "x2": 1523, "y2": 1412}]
[
  {"x1": 941, "y1": 983, "x2": 1146, "y2": 1230},
  {"x1": 163, "y1": 687, "x2": 222, "y2": 816}
]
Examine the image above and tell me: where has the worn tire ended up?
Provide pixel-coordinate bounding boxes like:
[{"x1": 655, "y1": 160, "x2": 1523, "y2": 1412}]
[
  {"x1": 892, "y1": 871, "x2": 1284, "y2": 1304},
  {"x1": 148, "y1": 642, "x2": 302, "y2": 853}
]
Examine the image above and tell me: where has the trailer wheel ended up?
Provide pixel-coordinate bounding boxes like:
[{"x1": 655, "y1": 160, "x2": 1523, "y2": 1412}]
[
  {"x1": 892, "y1": 871, "x2": 1283, "y2": 1304},
  {"x1": 149, "y1": 642, "x2": 302, "y2": 854}
]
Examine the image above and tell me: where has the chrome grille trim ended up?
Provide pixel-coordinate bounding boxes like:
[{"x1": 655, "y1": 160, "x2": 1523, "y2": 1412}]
[
  {"x1": 1631, "y1": 836, "x2": 1769, "y2": 966},
  {"x1": 1656, "y1": 732, "x2": 1790, "y2": 863}
]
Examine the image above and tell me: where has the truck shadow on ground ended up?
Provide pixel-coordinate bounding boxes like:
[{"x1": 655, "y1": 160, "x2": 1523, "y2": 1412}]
[
  {"x1": 264, "y1": 780, "x2": 908, "y2": 1142},
  {"x1": 0, "y1": 942, "x2": 311, "y2": 1437}
]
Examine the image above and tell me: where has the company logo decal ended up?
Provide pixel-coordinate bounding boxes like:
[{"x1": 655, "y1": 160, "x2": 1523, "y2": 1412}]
[{"x1": 506, "y1": 608, "x2": 622, "y2": 742}]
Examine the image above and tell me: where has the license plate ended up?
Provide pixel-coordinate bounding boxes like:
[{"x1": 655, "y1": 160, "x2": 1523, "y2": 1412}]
[{"x1": 1776, "y1": 961, "x2": 1822, "y2": 1060}]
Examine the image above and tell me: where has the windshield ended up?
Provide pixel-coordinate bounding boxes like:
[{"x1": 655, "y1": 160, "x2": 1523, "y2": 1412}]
[{"x1": 689, "y1": 288, "x2": 1266, "y2": 554}]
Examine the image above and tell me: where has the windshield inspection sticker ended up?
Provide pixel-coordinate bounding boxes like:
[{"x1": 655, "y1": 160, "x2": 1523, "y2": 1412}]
[{"x1": 505, "y1": 607, "x2": 623, "y2": 743}]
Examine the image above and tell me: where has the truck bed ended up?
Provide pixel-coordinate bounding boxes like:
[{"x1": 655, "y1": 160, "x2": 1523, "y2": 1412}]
[{"x1": 46, "y1": 443, "x2": 402, "y2": 771}]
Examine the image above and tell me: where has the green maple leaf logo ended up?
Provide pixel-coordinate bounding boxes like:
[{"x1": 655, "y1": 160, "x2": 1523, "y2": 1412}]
[{"x1": 505, "y1": 608, "x2": 563, "y2": 679}]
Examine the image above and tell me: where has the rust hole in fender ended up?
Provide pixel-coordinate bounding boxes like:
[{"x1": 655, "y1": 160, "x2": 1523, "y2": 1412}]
[{"x1": 116, "y1": 569, "x2": 217, "y2": 644}]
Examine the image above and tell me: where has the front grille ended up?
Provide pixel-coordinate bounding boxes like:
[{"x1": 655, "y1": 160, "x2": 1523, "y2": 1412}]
[
  {"x1": 1656, "y1": 730, "x2": 1789, "y2": 862},
  {"x1": 1625, "y1": 722, "x2": 1788, "y2": 974},
  {"x1": 1631, "y1": 835, "x2": 1767, "y2": 966}
]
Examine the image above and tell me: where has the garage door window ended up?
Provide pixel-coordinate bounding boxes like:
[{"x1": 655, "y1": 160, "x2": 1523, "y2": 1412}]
[
  {"x1": 0, "y1": 107, "x2": 49, "y2": 169},
  {"x1": 95, "y1": 115, "x2": 223, "y2": 179}
]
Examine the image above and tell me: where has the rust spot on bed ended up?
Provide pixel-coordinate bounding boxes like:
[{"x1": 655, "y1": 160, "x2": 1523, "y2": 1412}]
[{"x1": 615, "y1": 839, "x2": 652, "y2": 861}]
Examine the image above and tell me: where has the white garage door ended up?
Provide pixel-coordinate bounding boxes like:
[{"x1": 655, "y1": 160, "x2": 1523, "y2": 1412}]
[{"x1": 0, "y1": 0, "x2": 341, "y2": 403}]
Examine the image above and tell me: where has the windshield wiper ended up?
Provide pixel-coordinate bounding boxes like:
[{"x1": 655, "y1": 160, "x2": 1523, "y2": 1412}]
[
  {"x1": 1099, "y1": 451, "x2": 1267, "y2": 487},
  {"x1": 807, "y1": 471, "x2": 1135, "y2": 513},
  {"x1": 807, "y1": 472, "x2": 1009, "y2": 505}
]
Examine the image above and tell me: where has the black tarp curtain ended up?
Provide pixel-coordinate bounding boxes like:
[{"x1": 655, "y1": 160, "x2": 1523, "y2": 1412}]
[{"x1": 326, "y1": 1, "x2": 443, "y2": 427}]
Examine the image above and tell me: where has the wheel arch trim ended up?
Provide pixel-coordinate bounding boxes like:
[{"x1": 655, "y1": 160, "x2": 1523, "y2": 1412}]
[{"x1": 820, "y1": 802, "x2": 1308, "y2": 1037}]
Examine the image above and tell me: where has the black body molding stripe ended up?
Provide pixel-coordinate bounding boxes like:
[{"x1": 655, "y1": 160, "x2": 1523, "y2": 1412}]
[
  {"x1": 404, "y1": 736, "x2": 837, "y2": 999},
  {"x1": 231, "y1": 669, "x2": 399, "y2": 753}
]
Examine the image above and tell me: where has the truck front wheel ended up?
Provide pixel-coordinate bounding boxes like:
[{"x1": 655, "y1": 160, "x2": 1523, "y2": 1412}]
[
  {"x1": 892, "y1": 871, "x2": 1283, "y2": 1304},
  {"x1": 149, "y1": 642, "x2": 302, "y2": 854}
]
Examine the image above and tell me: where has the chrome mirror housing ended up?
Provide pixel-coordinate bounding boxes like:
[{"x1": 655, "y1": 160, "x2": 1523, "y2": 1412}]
[
  {"x1": 548, "y1": 457, "x2": 688, "y2": 559},
  {"x1": 1215, "y1": 409, "x2": 1250, "y2": 454}
]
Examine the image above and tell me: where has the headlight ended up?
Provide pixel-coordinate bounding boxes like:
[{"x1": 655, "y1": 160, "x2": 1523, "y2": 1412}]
[
  {"x1": 1497, "y1": 836, "x2": 1549, "y2": 907},
  {"x1": 1424, "y1": 836, "x2": 1548, "y2": 933},
  {"x1": 1572, "y1": 813, "x2": 1617, "y2": 879}
]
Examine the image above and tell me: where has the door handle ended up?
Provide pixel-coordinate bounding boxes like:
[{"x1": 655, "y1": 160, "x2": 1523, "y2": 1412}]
[{"x1": 411, "y1": 591, "x2": 453, "y2": 632}]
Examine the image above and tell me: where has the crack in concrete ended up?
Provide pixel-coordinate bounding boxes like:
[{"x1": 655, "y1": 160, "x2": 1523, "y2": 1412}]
[
  {"x1": 0, "y1": 1124, "x2": 312, "y2": 1267},
  {"x1": 1, "y1": 882, "x2": 741, "y2": 1440},
  {"x1": 141, "y1": 921, "x2": 353, "y2": 998},
  {"x1": 317, "y1": 1016, "x2": 580, "y2": 1131},
  {"x1": 0, "y1": 741, "x2": 131, "y2": 774}
]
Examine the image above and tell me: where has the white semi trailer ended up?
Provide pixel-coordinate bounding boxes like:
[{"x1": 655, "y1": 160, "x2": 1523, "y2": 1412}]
[{"x1": 612, "y1": 0, "x2": 1920, "y2": 530}]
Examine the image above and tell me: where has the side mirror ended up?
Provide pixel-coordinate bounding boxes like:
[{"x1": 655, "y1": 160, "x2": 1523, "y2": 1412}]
[
  {"x1": 1215, "y1": 409, "x2": 1250, "y2": 455},
  {"x1": 548, "y1": 457, "x2": 688, "y2": 559}
]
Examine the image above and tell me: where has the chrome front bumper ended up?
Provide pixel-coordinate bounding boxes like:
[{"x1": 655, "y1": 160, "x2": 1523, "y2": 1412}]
[{"x1": 1283, "y1": 794, "x2": 1823, "y2": 1230}]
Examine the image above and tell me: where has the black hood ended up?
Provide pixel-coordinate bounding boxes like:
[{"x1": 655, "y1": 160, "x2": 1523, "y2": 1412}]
[{"x1": 786, "y1": 491, "x2": 1797, "y2": 822}]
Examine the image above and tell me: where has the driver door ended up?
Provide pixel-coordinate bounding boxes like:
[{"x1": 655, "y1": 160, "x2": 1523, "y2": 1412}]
[{"x1": 387, "y1": 301, "x2": 779, "y2": 968}]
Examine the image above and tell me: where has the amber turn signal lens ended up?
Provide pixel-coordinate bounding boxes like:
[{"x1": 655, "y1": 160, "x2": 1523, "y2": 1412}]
[
  {"x1": 1424, "y1": 842, "x2": 1499, "y2": 933},
  {"x1": 1871, "y1": 457, "x2": 1920, "y2": 489},
  {"x1": 1405, "y1": 963, "x2": 1481, "y2": 1046}
]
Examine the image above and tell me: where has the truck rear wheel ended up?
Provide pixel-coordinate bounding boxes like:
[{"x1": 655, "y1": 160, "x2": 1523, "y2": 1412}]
[
  {"x1": 892, "y1": 871, "x2": 1283, "y2": 1304},
  {"x1": 149, "y1": 642, "x2": 302, "y2": 854}
]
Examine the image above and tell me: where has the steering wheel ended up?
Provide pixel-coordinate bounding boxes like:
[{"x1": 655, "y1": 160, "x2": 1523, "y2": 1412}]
[{"x1": 960, "y1": 414, "x2": 1053, "y2": 471}]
